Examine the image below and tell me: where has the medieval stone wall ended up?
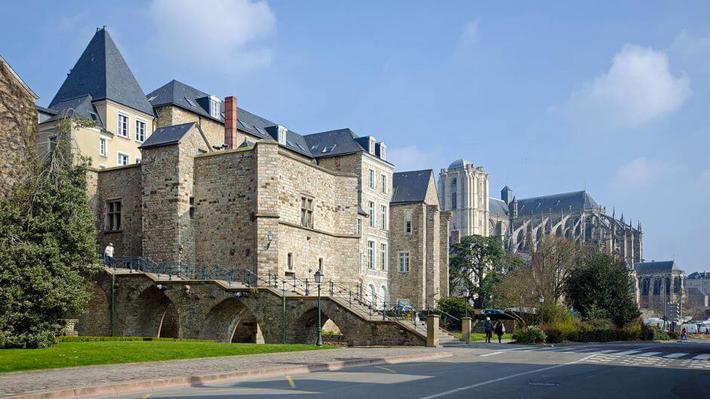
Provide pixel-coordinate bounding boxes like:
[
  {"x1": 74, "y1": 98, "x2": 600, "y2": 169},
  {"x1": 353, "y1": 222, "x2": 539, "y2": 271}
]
[
  {"x1": 425, "y1": 205, "x2": 441, "y2": 306},
  {"x1": 96, "y1": 164, "x2": 143, "y2": 258},
  {"x1": 389, "y1": 203, "x2": 426, "y2": 308},
  {"x1": 0, "y1": 61, "x2": 36, "y2": 197}
]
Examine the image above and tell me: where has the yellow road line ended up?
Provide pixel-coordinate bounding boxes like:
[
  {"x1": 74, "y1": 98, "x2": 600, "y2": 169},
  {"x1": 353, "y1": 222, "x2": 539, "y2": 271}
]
[{"x1": 286, "y1": 375, "x2": 296, "y2": 388}]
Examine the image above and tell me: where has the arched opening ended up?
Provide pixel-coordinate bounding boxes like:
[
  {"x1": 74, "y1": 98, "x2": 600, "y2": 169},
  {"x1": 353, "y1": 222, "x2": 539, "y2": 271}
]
[
  {"x1": 379, "y1": 285, "x2": 387, "y2": 309},
  {"x1": 293, "y1": 306, "x2": 348, "y2": 345},
  {"x1": 200, "y1": 297, "x2": 264, "y2": 343},
  {"x1": 127, "y1": 285, "x2": 180, "y2": 338},
  {"x1": 366, "y1": 284, "x2": 376, "y2": 307}
]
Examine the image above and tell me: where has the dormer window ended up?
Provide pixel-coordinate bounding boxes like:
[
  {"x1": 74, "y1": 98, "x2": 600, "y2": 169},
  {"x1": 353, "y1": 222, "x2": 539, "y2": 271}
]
[
  {"x1": 379, "y1": 142, "x2": 386, "y2": 160},
  {"x1": 277, "y1": 125, "x2": 287, "y2": 145},
  {"x1": 368, "y1": 137, "x2": 376, "y2": 155},
  {"x1": 209, "y1": 96, "x2": 221, "y2": 119}
]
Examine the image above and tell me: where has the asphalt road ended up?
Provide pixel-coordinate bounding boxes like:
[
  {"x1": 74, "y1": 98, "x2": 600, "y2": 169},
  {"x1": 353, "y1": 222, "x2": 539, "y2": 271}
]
[{"x1": 115, "y1": 342, "x2": 710, "y2": 399}]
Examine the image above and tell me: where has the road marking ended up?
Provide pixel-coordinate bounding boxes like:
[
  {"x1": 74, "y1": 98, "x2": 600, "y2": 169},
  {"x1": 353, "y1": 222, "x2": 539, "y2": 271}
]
[
  {"x1": 691, "y1": 354, "x2": 710, "y2": 361},
  {"x1": 636, "y1": 352, "x2": 662, "y2": 357},
  {"x1": 480, "y1": 351, "x2": 504, "y2": 357},
  {"x1": 664, "y1": 353, "x2": 688, "y2": 359},
  {"x1": 286, "y1": 375, "x2": 296, "y2": 389},
  {"x1": 529, "y1": 382, "x2": 559, "y2": 387},
  {"x1": 594, "y1": 349, "x2": 617, "y2": 354},
  {"x1": 613, "y1": 350, "x2": 641, "y2": 356},
  {"x1": 376, "y1": 366, "x2": 396, "y2": 373},
  {"x1": 419, "y1": 354, "x2": 595, "y2": 399}
]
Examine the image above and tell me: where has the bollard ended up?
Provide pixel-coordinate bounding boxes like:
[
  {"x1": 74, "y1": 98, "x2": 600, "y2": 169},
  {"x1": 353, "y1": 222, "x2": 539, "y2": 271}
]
[
  {"x1": 462, "y1": 316, "x2": 472, "y2": 344},
  {"x1": 426, "y1": 314, "x2": 440, "y2": 347}
]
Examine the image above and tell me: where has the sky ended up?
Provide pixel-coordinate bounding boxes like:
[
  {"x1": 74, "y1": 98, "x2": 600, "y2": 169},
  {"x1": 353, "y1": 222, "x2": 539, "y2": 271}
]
[{"x1": 1, "y1": 0, "x2": 708, "y2": 273}]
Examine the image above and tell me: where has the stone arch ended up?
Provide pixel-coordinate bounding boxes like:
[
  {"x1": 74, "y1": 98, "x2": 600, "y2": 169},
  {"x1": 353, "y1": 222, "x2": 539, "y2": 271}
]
[
  {"x1": 366, "y1": 284, "x2": 376, "y2": 306},
  {"x1": 292, "y1": 304, "x2": 350, "y2": 345},
  {"x1": 200, "y1": 297, "x2": 264, "y2": 343},
  {"x1": 126, "y1": 285, "x2": 181, "y2": 338},
  {"x1": 379, "y1": 285, "x2": 387, "y2": 309}
]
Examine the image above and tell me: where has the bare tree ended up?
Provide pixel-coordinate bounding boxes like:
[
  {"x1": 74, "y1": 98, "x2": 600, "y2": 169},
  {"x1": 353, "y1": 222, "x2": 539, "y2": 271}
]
[{"x1": 530, "y1": 236, "x2": 579, "y2": 305}]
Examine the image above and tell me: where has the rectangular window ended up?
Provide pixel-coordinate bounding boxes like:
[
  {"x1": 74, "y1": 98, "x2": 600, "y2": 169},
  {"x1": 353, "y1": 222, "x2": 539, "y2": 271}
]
[
  {"x1": 135, "y1": 120, "x2": 146, "y2": 142},
  {"x1": 367, "y1": 240, "x2": 375, "y2": 270},
  {"x1": 368, "y1": 201, "x2": 375, "y2": 227},
  {"x1": 380, "y1": 205, "x2": 387, "y2": 230},
  {"x1": 399, "y1": 252, "x2": 410, "y2": 273},
  {"x1": 357, "y1": 218, "x2": 362, "y2": 235},
  {"x1": 287, "y1": 253, "x2": 293, "y2": 271},
  {"x1": 380, "y1": 243, "x2": 387, "y2": 271},
  {"x1": 106, "y1": 199, "x2": 122, "y2": 231},
  {"x1": 189, "y1": 196, "x2": 195, "y2": 219},
  {"x1": 451, "y1": 191, "x2": 457, "y2": 210},
  {"x1": 300, "y1": 197, "x2": 314, "y2": 228},
  {"x1": 405, "y1": 215, "x2": 412, "y2": 234},
  {"x1": 368, "y1": 169, "x2": 375, "y2": 189},
  {"x1": 210, "y1": 98, "x2": 221, "y2": 118},
  {"x1": 117, "y1": 113, "x2": 129, "y2": 137},
  {"x1": 381, "y1": 174, "x2": 387, "y2": 193},
  {"x1": 99, "y1": 137, "x2": 107, "y2": 156},
  {"x1": 117, "y1": 152, "x2": 129, "y2": 166}
]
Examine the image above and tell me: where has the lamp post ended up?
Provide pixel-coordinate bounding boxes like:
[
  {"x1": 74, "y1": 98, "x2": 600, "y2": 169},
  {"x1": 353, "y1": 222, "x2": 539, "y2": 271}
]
[
  {"x1": 315, "y1": 270, "x2": 324, "y2": 346},
  {"x1": 463, "y1": 288, "x2": 470, "y2": 318}
]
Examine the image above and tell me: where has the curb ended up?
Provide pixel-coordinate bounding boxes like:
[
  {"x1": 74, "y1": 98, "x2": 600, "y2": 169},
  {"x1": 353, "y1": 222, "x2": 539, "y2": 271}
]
[{"x1": 6, "y1": 352, "x2": 453, "y2": 399}]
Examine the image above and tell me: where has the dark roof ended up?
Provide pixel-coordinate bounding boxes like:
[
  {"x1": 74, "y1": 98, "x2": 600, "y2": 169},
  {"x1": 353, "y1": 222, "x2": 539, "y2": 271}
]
[
  {"x1": 140, "y1": 122, "x2": 195, "y2": 149},
  {"x1": 516, "y1": 190, "x2": 600, "y2": 216},
  {"x1": 687, "y1": 272, "x2": 710, "y2": 280},
  {"x1": 303, "y1": 128, "x2": 368, "y2": 158},
  {"x1": 45, "y1": 94, "x2": 103, "y2": 125},
  {"x1": 391, "y1": 169, "x2": 434, "y2": 204},
  {"x1": 489, "y1": 198, "x2": 510, "y2": 218},
  {"x1": 635, "y1": 261, "x2": 678, "y2": 274},
  {"x1": 146, "y1": 80, "x2": 312, "y2": 157},
  {"x1": 49, "y1": 28, "x2": 153, "y2": 116}
]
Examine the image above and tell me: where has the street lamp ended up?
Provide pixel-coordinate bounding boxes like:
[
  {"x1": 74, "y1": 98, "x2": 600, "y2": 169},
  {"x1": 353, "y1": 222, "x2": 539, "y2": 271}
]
[
  {"x1": 463, "y1": 288, "x2": 470, "y2": 318},
  {"x1": 314, "y1": 269, "x2": 324, "y2": 346}
]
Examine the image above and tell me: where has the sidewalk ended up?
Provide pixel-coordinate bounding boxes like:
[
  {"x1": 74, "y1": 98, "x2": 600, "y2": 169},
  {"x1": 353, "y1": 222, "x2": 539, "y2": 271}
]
[{"x1": 1, "y1": 347, "x2": 451, "y2": 399}]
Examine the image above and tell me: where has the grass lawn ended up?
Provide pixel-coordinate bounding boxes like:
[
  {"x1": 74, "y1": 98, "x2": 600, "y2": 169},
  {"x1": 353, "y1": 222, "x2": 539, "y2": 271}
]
[
  {"x1": 452, "y1": 332, "x2": 513, "y2": 342},
  {"x1": 0, "y1": 341, "x2": 333, "y2": 373}
]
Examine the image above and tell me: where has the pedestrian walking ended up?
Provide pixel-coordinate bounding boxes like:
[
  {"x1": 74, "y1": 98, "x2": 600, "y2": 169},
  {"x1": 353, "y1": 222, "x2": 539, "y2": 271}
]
[
  {"x1": 681, "y1": 327, "x2": 688, "y2": 341},
  {"x1": 495, "y1": 320, "x2": 505, "y2": 343},
  {"x1": 104, "y1": 242, "x2": 114, "y2": 266},
  {"x1": 484, "y1": 317, "x2": 494, "y2": 343}
]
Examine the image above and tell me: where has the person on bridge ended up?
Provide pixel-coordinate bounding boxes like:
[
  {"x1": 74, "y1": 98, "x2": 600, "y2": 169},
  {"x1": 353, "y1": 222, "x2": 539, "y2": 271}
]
[
  {"x1": 484, "y1": 317, "x2": 494, "y2": 343},
  {"x1": 494, "y1": 320, "x2": 505, "y2": 343},
  {"x1": 104, "y1": 243, "x2": 114, "y2": 266}
]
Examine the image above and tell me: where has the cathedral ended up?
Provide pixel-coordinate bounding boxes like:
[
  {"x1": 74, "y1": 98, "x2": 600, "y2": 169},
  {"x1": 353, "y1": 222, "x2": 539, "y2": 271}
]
[{"x1": 439, "y1": 159, "x2": 643, "y2": 266}]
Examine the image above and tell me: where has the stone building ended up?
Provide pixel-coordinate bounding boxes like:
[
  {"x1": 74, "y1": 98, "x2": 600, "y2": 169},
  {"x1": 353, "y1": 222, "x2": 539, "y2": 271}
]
[
  {"x1": 438, "y1": 159, "x2": 489, "y2": 242},
  {"x1": 0, "y1": 54, "x2": 38, "y2": 197},
  {"x1": 388, "y1": 170, "x2": 450, "y2": 310},
  {"x1": 635, "y1": 260, "x2": 685, "y2": 318},
  {"x1": 686, "y1": 271, "x2": 710, "y2": 319},
  {"x1": 37, "y1": 28, "x2": 155, "y2": 169},
  {"x1": 303, "y1": 129, "x2": 393, "y2": 306}
]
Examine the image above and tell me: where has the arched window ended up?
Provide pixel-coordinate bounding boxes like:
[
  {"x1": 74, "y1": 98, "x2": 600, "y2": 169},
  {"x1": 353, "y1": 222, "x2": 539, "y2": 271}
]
[
  {"x1": 367, "y1": 284, "x2": 376, "y2": 307},
  {"x1": 450, "y1": 178, "x2": 457, "y2": 210},
  {"x1": 379, "y1": 286, "x2": 387, "y2": 309}
]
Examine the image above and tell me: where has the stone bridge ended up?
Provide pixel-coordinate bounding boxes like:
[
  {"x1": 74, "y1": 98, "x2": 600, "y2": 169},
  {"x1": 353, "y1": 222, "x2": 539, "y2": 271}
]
[{"x1": 77, "y1": 269, "x2": 426, "y2": 346}]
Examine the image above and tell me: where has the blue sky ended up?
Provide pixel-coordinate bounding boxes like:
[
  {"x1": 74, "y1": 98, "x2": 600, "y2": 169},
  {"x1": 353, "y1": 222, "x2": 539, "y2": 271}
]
[{"x1": 2, "y1": 1, "x2": 709, "y2": 272}]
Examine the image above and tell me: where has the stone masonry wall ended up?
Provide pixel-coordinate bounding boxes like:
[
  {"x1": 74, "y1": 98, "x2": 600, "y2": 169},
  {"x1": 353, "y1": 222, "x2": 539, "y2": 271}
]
[
  {"x1": 177, "y1": 128, "x2": 210, "y2": 265},
  {"x1": 193, "y1": 146, "x2": 258, "y2": 271},
  {"x1": 389, "y1": 203, "x2": 426, "y2": 309},
  {"x1": 155, "y1": 105, "x2": 258, "y2": 150},
  {"x1": 96, "y1": 165, "x2": 143, "y2": 258},
  {"x1": 425, "y1": 205, "x2": 441, "y2": 307},
  {"x1": 0, "y1": 61, "x2": 36, "y2": 197},
  {"x1": 439, "y1": 211, "x2": 451, "y2": 297}
]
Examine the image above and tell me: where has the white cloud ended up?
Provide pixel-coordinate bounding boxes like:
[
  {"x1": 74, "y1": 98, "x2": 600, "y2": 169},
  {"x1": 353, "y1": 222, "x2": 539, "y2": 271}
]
[
  {"x1": 454, "y1": 20, "x2": 479, "y2": 60},
  {"x1": 388, "y1": 145, "x2": 447, "y2": 173},
  {"x1": 565, "y1": 44, "x2": 690, "y2": 130},
  {"x1": 148, "y1": 0, "x2": 275, "y2": 71},
  {"x1": 614, "y1": 157, "x2": 660, "y2": 188},
  {"x1": 671, "y1": 31, "x2": 710, "y2": 59}
]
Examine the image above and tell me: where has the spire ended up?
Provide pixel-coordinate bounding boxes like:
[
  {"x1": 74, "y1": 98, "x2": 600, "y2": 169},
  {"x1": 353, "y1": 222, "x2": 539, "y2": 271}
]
[{"x1": 49, "y1": 27, "x2": 153, "y2": 115}]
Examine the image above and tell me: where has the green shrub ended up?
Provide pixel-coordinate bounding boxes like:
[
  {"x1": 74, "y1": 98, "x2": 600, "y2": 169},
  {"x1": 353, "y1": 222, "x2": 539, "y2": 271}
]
[
  {"x1": 573, "y1": 319, "x2": 616, "y2": 342},
  {"x1": 512, "y1": 326, "x2": 547, "y2": 344},
  {"x1": 616, "y1": 322, "x2": 643, "y2": 341},
  {"x1": 538, "y1": 303, "x2": 573, "y2": 324},
  {"x1": 436, "y1": 296, "x2": 473, "y2": 330}
]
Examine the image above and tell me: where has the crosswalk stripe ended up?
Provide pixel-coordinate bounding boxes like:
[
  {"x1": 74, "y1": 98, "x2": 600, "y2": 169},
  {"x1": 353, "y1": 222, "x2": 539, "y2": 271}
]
[
  {"x1": 663, "y1": 353, "x2": 688, "y2": 359},
  {"x1": 691, "y1": 354, "x2": 710, "y2": 361},
  {"x1": 636, "y1": 352, "x2": 662, "y2": 357},
  {"x1": 614, "y1": 350, "x2": 642, "y2": 356},
  {"x1": 595, "y1": 349, "x2": 618, "y2": 354}
]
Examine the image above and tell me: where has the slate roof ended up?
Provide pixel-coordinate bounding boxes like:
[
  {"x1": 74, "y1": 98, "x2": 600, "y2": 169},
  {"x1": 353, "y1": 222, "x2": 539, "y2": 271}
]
[
  {"x1": 516, "y1": 190, "x2": 600, "y2": 216},
  {"x1": 489, "y1": 198, "x2": 510, "y2": 218},
  {"x1": 45, "y1": 94, "x2": 103, "y2": 125},
  {"x1": 635, "y1": 261, "x2": 678, "y2": 275},
  {"x1": 146, "y1": 80, "x2": 312, "y2": 157},
  {"x1": 687, "y1": 272, "x2": 710, "y2": 280},
  {"x1": 49, "y1": 28, "x2": 153, "y2": 116},
  {"x1": 303, "y1": 128, "x2": 367, "y2": 158},
  {"x1": 391, "y1": 169, "x2": 434, "y2": 204},
  {"x1": 140, "y1": 122, "x2": 196, "y2": 149}
]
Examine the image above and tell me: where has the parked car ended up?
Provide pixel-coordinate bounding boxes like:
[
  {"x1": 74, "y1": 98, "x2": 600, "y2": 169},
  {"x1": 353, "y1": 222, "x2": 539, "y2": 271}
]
[{"x1": 680, "y1": 323, "x2": 698, "y2": 334}]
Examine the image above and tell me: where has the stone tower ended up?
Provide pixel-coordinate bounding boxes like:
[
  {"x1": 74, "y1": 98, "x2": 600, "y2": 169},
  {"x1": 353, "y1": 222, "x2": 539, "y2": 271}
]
[{"x1": 438, "y1": 159, "x2": 489, "y2": 242}]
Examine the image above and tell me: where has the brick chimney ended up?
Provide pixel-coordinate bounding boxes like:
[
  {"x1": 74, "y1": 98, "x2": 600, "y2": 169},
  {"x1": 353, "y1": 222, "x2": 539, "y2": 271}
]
[{"x1": 224, "y1": 96, "x2": 237, "y2": 149}]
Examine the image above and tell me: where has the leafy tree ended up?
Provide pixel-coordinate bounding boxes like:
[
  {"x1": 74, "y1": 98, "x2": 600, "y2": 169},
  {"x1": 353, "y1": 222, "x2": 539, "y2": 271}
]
[
  {"x1": 564, "y1": 252, "x2": 640, "y2": 327},
  {"x1": 530, "y1": 236, "x2": 579, "y2": 306},
  {"x1": 0, "y1": 116, "x2": 98, "y2": 348},
  {"x1": 449, "y1": 235, "x2": 503, "y2": 308}
]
